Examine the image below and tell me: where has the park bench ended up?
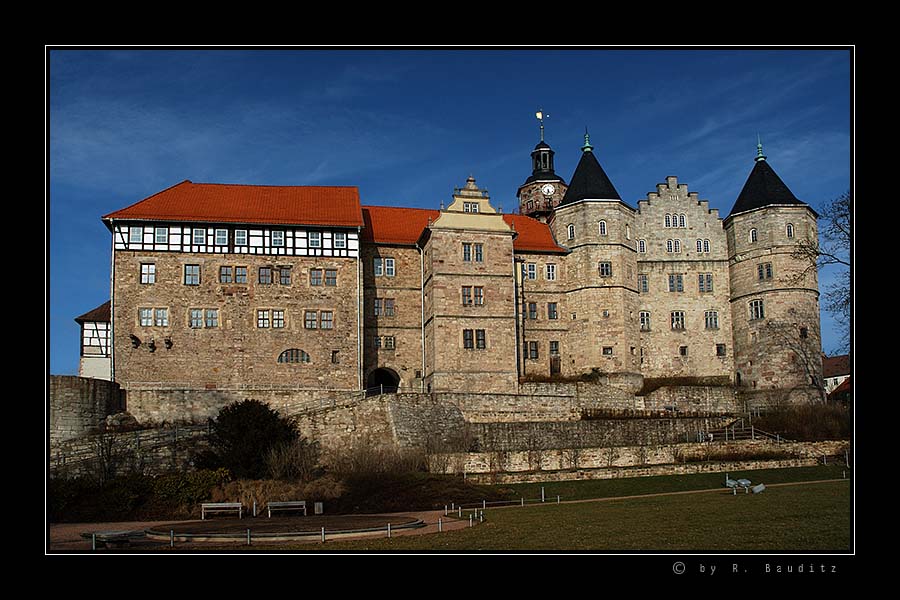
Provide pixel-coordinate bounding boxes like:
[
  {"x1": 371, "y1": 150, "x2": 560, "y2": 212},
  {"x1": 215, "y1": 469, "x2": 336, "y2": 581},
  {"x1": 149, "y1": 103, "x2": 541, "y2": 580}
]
[
  {"x1": 201, "y1": 502, "x2": 243, "y2": 520},
  {"x1": 266, "y1": 500, "x2": 307, "y2": 518}
]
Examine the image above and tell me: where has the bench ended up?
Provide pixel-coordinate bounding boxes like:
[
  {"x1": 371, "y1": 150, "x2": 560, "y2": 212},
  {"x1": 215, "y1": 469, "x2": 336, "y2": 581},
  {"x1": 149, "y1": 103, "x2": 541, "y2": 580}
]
[
  {"x1": 201, "y1": 502, "x2": 243, "y2": 520},
  {"x1": 267, "y1": 501, "x2": 307, "y2": 518}
]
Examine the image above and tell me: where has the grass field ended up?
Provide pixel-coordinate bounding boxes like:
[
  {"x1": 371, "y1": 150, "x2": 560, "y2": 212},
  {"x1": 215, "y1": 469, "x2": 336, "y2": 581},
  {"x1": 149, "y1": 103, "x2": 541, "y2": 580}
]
[{"x1": 298, "y1": 479, "x2": 851, "y2": 552}]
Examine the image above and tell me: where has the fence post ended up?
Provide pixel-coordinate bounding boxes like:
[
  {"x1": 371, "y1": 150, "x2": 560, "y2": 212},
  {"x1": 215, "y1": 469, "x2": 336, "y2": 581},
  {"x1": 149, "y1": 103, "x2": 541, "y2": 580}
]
[
  {"x1": 170, "y1": 530, "x2": 174, "y2": 548},
  {"x1": 751, "y1": 426, "x2": 755, "y2": 440},
  {"x1": 521, "y1": 497, "x2": 524, "y2": 507},
  {"x1": 541, "y1": 487, "x2": 545, "y2": 503},
  {"x1": 483, "y1": 500, "x2": 486, "y2": 509},
  {"x1": 247, "y1": 529, "x2": 251, "y2": 546},
  {"x1": 444, "y1": 505, "x2": 448, "y2": 516},
  {"x1": 469, "y1": 514, "x2": 473, "y2": 527},
  {"x1": 557, "y1": 495, "x2": 560, "y2": 504},
  {"x1": 91, "y1": 533, "x2": 96, "y2": 551},
  {"x1": 438, "y1": 518, "x2": 443, "y2": 532},
  {"x1": 387, "y1": 523, "x2": 391, "y2": 538},
  {"x1": 253, "y1": 501, "x2": 257, "y2": 517},
  {"x1": 321, "y1": 527, "x2": 325, "y2": 543},
  {"x1": 845, "y1": 450, "x2": 849, "y2": 467},
  {"x1": 458, "y1": 506, "x2": 462, "y2": 517}
]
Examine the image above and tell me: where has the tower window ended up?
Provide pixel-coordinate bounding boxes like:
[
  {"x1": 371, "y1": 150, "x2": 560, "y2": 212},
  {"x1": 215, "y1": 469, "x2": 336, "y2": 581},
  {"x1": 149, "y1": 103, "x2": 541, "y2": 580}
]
[
  {"x1": 666, "y1": 240, "x2": 673, "y2": 253},
  {"x1": 665, "y1": 214, "x2": 672, "y2": 228},
  {"x1": 674, "y1": 239, "x2": 681, "y2": 253},
  {"x1": 698, "y1": 273, "x2": 713, "y2": 292},
  {"x1": 639, "y1": 311, "x2": 651, "y2": 331},
  {"x1": 678, "y1": 214, "x2": 686, "y2": 228},
  {"x1": 786, "y1": 223, "x2": 795, "y2": 238},
  {"x1": 671, "y1": 311, "x2": 685, "y2": 330},
  {"x1": 598, "y1": 220, "x2": 607, "y2": 236},
  {"x1": 638, "y1": 240, "x2": 646, "y2": 253},
  {"x1": 567, "y1": 224, "x2": 575, "y2": 240},
  {"x1": 705, "y1": 310, "x2": 719, "y2": 329},
  {"x1": 799, "y1": 326, "x2": 808, "y2": 338},
  {"x1": 716, "y1": 344, "x2": 727, "y2": 357},
  {"x1": 704, "y1": 239, "x2": 710, "y2": 253},
  {"x1": 638, "y1": 273, "x2": 649, "y2": 293},
  {"x1": 697, "y1": 239, "x2": 703, "y2": 253},
  {"x1": 749, "y1": 299, "x2": 765, "y2": 320},
  {"x1": 750, "y1": 228, "x2": 758, "y2": 243},
  {"x1": 598, "y1": 262, "x2": 613, "y2": 278}
]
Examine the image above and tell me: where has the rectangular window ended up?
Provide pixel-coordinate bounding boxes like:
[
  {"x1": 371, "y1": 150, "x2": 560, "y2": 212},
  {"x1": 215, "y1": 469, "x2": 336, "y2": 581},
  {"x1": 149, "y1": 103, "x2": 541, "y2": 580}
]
[
  {"x1": 474, "y1": 244, "x2": 483, "y2": 262},
  {"x1": 474, "y1": 286, "x2": 484, "y2": 305},
  {"x1": 699, "y1": 273, "x2": 713, "y2": 292},
  {"x1": 463, "y1": 329, "x2": 474, "y2": 349},
  {"x1": 640, "y1": 311, "x2": 651, "y2": 331},
  {"x1": 325, "y1": 269, "x2": 337, "y2": 286},
  {"x1": 598, "y1": 262, "x2": 612, "y2": 278},
  {"x1": 320, "y1": 311, "x2": 333, "y2": 329},
  {"x1": 205, "y1": 309, "x2": 218, "y2": 328},
  {"x1": 259, "y1": 267, "x2": 272, "y2": 285},
  {"x1": 215, "y1": 229, "x2": 228, "y2": 246},
  {"x1": 679, "y1": 346, "x2": 689, "y2": 357},
  {"x1": 476, "y1": 329, "x2": 486, "y2": 349},
  {"x1": 332, "y1": 350, "x2": 340, "y2": 364},
  {"x1": 705, "y1": 310, "x2": 719, "y2": 330},
  {"x1": 383, "y1": 335, "x2": 395, "y2": 349},
  {"x1": 154, "y1": 308, "x2": 168, "y2": 327},
  {"x1": 374, "y1": 257, "x2": 383, "y2": 276},
  {"x1": 602, "y1": 346, "x2": 613, "y2": 356},
  {"x1": 766, "y1": 263, "x2": 773, "y2": 279},
  {"x1": 190, "y1": 309, "x2": 203, "y2": 328},
  {"x1": 548, "y1": 302, "x2": 558, "y2": 320},
  {"x1": 310, "y1": 269, "x2": 322, "y2": 286},
  {"x1": 374, "y1": 298, "x2": 382, "y2": 316},
  {"x1": 272, "y1": 310, "x2": 285, "y2": 329},
  {"x1": 385, "y1": 258, "x2": 395, "y2": 277},
  {"x1": 155, "y1": 227, "x2": 169, "y2": 244},
  {"x1": 308, "y1": 231, "x2": 320, "y2": 248},
  {"x1": 257, "y1": 310, "x2": 270, "y2": 328},
  {"x1": 272, "y1": 231, "x2": 285, "y2": 247},
  {"x1": 219, "y1": 266, "x2": 233, "y2": 283},
  {"x1": 528, "y1": 302, "x2": 537, "y2": 320},
  {"x1": 716, "y1": 343, "x2": 727, "y2": 357},
  {"x1": 462, "y1": 286, "x2": 473, "y2": 306},
  {"x1": 638, "y1": 274, "x2": 649, "y2": 293},
  {"x1": 525, "y1": 263, "x2": 536, "y2": 280},
  {"x1": 546, "y1": 264, "x2": 556, "y2": 281},
  {"x1": 140, "y1": 263, "x2": 156, "y2": 284},
  {"x1": 129, "y1": 227, "x2": 142, "y2": 243},
  {"x1": 549, "y1": 340, "x2": 559, "y2": 356},
  {"x1": 235, "y1": 267, "x2": 247, "y2": 284},
  {"x1": 279, "y1": 267, "x2": 291, "y2": 286},
  {"x1": 668, "y1": 273, "x2": 683, "y2": 292},
  {"x1": 384, "y1": 298, "x2": 395, "y2": 317},
  {"x1": 374, "y1": 336, "x2": 382, "y2": 349},
  {"x1": 235, "y1": 230, "x2": 248, "y2": 246},
  {"x1": 749, "y1": 299, "x2": 765, "y2": 320},
  {"x1": 463, "y1": 243, "x2": 472, "y2": 262},
  {"x1": 305, "y1": 311, "x2": 318, "y2": 329},
  {"x1": 334, "y1": 232, "x2": 347, "y2": 249},
  {"x1": 671, "y1": 311, "x2": 685, "y2": 330},
  {"x1": 184, "y1": 264, "x2": 200, "y2": 285},
  {"x1": 464, "y1": 202, "x2": 479, "y2": 213},
  {"x1": 139, "y1": 308, "x2": 153, "y2": 327},
  {"x1": 529, "y1": 341, "x2": 539, "y2": 359},
  {"x1": 192, "y1": 228, "x2": 205, "y2": 245}
]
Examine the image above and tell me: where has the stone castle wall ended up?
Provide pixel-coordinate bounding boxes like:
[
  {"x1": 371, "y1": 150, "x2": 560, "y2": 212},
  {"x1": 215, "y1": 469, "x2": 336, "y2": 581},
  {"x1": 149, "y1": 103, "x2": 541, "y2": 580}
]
[{"x1": 50, "y1": 376, "x2": 122, "y2": 444}]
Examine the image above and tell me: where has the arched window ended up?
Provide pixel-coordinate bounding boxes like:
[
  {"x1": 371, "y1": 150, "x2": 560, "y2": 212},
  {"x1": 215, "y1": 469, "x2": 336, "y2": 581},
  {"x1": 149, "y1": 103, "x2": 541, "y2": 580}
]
[
  {"x1": 679, "y1": 214, "x2": 686, "y2": 228},
  {"x1": 674, "y1": 239, "x2": 681, "y2": 253},
  {"x1": 278, "y1": 349, "x2": 310, "y2": 363},
  {"x1": 666, "y1": 239, "x2": 673, "y2": 253},
  {"x1": 638, "y1": 239, "x2": 646, "y2": 253},
  {"x1": 703, "y1": 239, "x2": 710, "y2": 253},
  {"x1": 696, "y1": 239, "x2": 703, "y2": 253},
  {"x1": 567, "y1": 224, "x2": 575, "y2": 240},
  {"x1": 665, "y1": 214, "x2": 671, "y2": 228},
  {"x1": 786, "y1": 223, "x2": 794, "y2": 238},
  {"x1": 750, "y1": 228, "x2": 758, "y2": 243},
  {"x1": 598, "y1": 220, "x2": 607, "y2": 236}
]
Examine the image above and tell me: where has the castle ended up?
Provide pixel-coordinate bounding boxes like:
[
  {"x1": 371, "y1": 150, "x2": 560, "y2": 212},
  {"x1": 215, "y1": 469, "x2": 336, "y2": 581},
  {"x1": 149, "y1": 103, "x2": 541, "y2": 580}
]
[{"x1": 84, "y1": 129, "x2": 823, "y2": 407}]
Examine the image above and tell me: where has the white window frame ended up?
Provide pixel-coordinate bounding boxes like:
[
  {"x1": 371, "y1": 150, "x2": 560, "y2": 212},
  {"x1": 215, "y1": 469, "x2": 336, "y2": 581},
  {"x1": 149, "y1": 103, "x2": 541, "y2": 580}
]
[
  {"x1": 750, "y1": 228, "x2": 758, "y2": 243},
  {"x1": 190, "y1": 308, "x2": 203, "y2": 329},
  {"x1": 139, "y1": 308, "x2": 153, "y2": 327},
  {"x1": 384, "y1": 258, "x2": 395, "y2": 277},
  {"x1": 697, "y1": 239, "x2": 703, "y2": 253},
  {"x1": 640, "y1": 311, "x2": 651, "y2": 331},
  {"x1": 598, "y1": 220, "x2": 607, "y2": 236},
  {"x1": 192, "y1": 228, "x2": 205, "y2": 245},
  {"x1": 155, "y1": 227, "x2": 169, "y2": 244},
  {"x1": 703, "y1": 239, "x2": 710, "y2": 253},
  {"x1": 235, "y1": 230, "x2": 248, "y2": 246},
  {"x1": 140, "y1": 263, "x2": 156, "y2": 284},
  {"x1": 272, "y1": 231, "x2": 286, "y2": 247},
  {"x1": 567, "y1": 224, "x2": 575, "y2": 240},
  {"x1": 215, "y1": 229, "x2": 228, "y2": 246},
  {"x1": 679, "y1": 214, "x2": 686, "y2": 228},
  {"x1": 674, "y1": 239, "x2": 681, "y2": 253},
  {"x1": 749, "y1": 299, "x2": 765, "y2": 320},
  {"x1": 527, "y1": 263, "x2": 537, "y2": 280},
  {"x1": 154, "y1": 308, "x2": 168, "y2": 327},
  {"x1": 638, "y1": 239, "x2": 646, "y2": 253},
  {"x1": 546, "y1": 263, "x2": 557, "y2": 281},
  {"x1": 129, "y1": 227, "x2": 142, "y2": 243},
  {"x1": 205, "y1": 309, "x2": 218, "y2": 328},
  {"x1": 665, "y1": 214, "x2": 671, "y2": 228},
  {"x1": 671, "y1": 311, "x2": 685, "y2": 330},
  {"x1": 334, "y1": 232, "x2": 347, "y2": 248},
  {"x1": 666, "y1": 239, "x2": 673, "y2": 253},
  {"x1": 705, "y1": 310, "x2": 719, "y2": 329}
]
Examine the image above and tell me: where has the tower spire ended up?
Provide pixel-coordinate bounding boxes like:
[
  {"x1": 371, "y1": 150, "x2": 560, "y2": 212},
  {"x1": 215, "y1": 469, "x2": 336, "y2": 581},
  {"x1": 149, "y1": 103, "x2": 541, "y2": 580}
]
[
  {"x1": 756, "y1": 133, "x2": 767, "y2": 162},
  {"x1": 536, "y1": 109, "x2": 548, "y2": 142},
  {"x1": 582, "y1": 127, "x2": 593, "y2": 153}
]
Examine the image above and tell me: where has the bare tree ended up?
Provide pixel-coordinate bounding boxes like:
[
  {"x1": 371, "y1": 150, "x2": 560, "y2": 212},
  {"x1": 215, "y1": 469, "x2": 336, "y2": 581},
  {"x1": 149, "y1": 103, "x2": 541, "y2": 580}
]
[{"x1": 793, "y1": 191, "x2": 851, "y2": 352}]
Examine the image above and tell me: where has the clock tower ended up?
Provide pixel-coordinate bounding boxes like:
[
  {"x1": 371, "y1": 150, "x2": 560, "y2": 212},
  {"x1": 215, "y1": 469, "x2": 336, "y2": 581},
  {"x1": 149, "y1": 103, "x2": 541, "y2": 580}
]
[{"x1": 517, "y1": 111, "x2": 567, "y2": 221}]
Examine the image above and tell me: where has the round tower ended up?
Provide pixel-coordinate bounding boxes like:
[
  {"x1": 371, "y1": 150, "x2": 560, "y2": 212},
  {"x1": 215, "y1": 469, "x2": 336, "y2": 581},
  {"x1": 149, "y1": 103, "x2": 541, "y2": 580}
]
[{"x1": 724, "y1": 140, "x2": 823, "y2": 405}]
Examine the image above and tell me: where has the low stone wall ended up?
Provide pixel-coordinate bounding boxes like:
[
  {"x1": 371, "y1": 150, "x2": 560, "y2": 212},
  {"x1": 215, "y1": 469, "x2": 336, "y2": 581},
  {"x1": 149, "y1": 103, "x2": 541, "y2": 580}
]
[
  {"x1": 49, "y1": 424, "x2": 210, "y2": 479},
  {"x1": 50, "y1": 376, "x2": 123, "y2": 444},
  {"x1": 428, "y1": 439, "x2": 850, "y2": 479},
  {"x1": 641, "y1": 385, "x2": 738, "y2": 413}
]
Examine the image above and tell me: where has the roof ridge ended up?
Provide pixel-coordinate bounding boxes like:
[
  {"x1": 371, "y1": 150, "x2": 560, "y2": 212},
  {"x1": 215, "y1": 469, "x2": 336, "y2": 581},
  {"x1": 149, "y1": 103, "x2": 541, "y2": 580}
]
[
  {"x1": 102, "y1": 180, "x2": 193, "y2": 220},
  {"x1": 189, "y1": 182, "x2": 359, "y2": 190}
]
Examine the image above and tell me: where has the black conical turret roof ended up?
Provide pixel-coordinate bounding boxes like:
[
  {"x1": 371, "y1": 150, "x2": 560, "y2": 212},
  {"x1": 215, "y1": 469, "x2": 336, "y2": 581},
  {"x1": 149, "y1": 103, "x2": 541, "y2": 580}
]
[
  {"x1": 728, "y1": 158, "x2": 805, "y2": 217},
  {"x1": 560, "y1": 148, "x2": 621, "y2": 205}
]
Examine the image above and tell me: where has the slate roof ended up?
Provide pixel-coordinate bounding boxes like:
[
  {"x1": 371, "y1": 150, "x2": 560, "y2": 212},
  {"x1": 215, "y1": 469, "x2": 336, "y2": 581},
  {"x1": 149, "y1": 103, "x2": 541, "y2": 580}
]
[
  {"x1": 103, "y1": 181, "x2": 365, "y2": 228},
  {"x1": 559, "y1": 149, "x2": 621, "y2": 205},
  {"x1": 728, "y1": 159, "x2": 808, "y2": 218},
  {"x1": 75, "y1": 301, "x2": 111, "y2": 324}
]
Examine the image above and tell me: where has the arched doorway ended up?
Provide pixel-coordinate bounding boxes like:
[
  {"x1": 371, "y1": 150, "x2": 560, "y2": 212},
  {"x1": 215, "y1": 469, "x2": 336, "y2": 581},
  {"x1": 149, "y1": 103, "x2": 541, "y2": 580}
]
[{"x1": 366, "y1": 367, "x2": 400, "y2": 396}]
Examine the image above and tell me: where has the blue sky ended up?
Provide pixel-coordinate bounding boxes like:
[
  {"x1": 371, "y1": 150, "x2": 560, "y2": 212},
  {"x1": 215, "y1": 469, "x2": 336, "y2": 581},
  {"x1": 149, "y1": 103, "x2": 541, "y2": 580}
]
[{"x1": 48, "y1": 47, "x2": 852, "y2": 375}]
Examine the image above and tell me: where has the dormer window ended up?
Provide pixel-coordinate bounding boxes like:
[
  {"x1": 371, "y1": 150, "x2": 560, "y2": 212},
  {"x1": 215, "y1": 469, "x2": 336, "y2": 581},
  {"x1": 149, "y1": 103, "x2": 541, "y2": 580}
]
[{"x1": 463, "y1": 202, "x2": 479, "y2": 213}]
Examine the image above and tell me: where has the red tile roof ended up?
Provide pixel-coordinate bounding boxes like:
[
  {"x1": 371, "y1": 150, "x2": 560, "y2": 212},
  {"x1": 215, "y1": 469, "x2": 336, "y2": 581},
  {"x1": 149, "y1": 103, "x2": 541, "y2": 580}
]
[
  {"x1": 503, "y1": 214, "x2": 568, "y2": 254},
  {"x1": 360, "y1": 206, "x2": 567, "y2": 253},
  {"x1": 361, "y1": 206, "x2": 440, "y2": 245},
  {"x1": 828, "y1": 377, "x2": 851, "y2": 400},
  {"x1": 75, "y1": 301, "x2": 110, "y2": 324},
  {"x1": 823, "y1": 354, "x2": 850, "y2": 378},
  {"x1": 103, "y1": 181, "x2": 364, "y2": 228}
]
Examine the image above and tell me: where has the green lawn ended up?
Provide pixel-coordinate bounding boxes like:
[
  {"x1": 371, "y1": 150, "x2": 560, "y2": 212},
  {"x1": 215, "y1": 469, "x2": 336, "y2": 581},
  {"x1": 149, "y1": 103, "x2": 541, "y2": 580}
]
[
  {"x1": 496, "y1": 465, "x2": 849, "y2": 504},
  {"x1": 289, "y1": 479, "x2": 851, "y2": 552}
]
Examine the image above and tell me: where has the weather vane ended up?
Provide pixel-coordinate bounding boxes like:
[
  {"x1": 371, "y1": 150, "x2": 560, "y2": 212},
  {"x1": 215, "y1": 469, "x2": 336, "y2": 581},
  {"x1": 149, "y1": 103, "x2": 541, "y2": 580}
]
[{"x1": 536, "y1": 108, "x2": 549, "y2": 142}]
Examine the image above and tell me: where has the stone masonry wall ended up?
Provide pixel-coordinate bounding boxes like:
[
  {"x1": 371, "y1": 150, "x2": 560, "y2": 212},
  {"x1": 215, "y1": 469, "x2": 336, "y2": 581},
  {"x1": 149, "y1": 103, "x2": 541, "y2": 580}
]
[{"x1": 50, "y1": 376, "x2": 122, "y2": 444}]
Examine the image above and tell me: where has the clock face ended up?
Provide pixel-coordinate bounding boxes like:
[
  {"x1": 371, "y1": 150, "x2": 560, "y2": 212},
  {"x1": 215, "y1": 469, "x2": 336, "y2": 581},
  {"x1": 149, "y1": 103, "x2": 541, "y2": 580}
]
[{"x1": 541, "y1": 183, "x2": 556, "y2": 196}]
